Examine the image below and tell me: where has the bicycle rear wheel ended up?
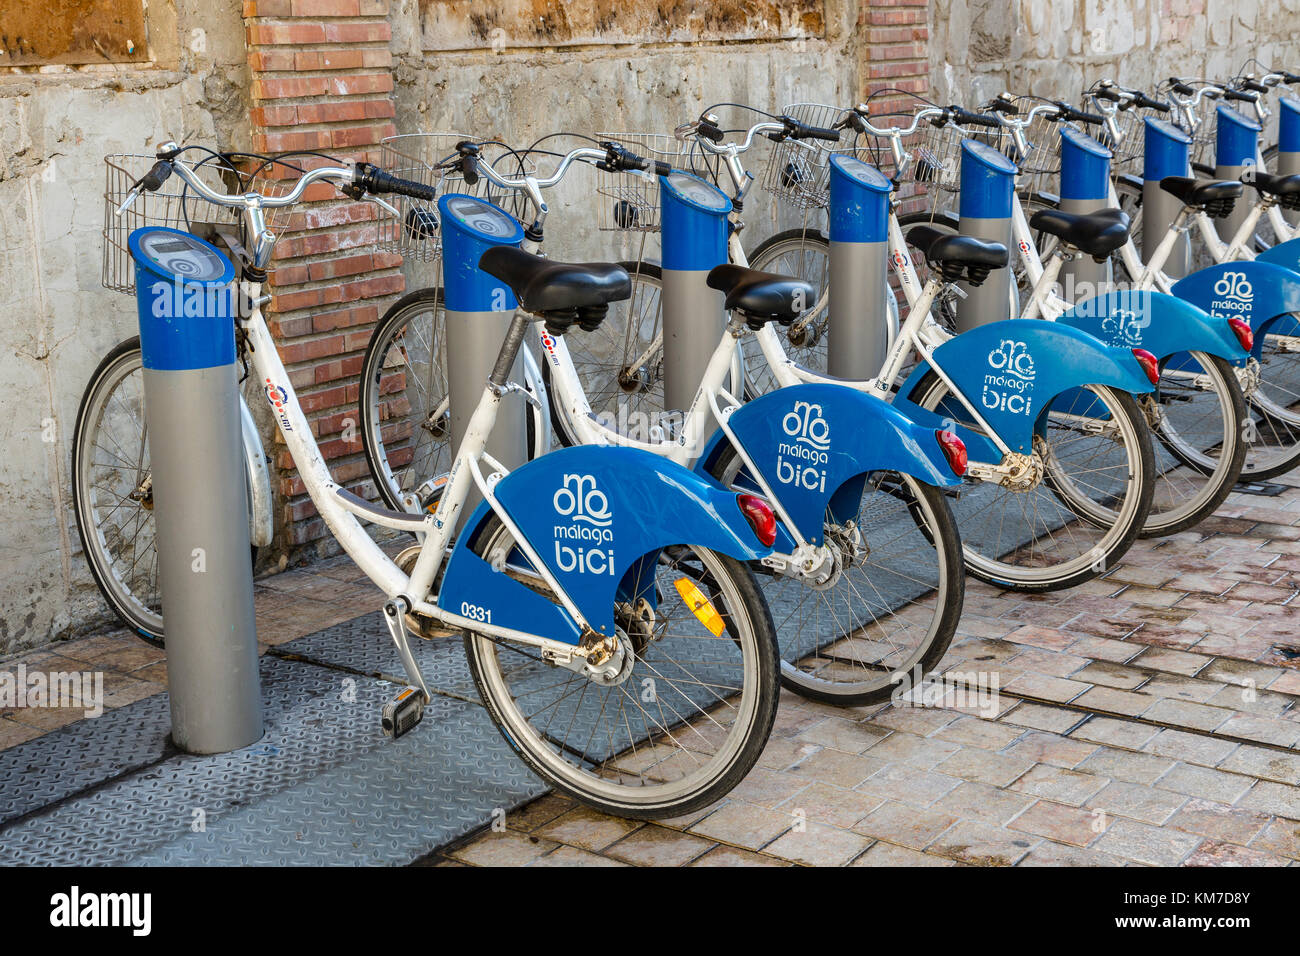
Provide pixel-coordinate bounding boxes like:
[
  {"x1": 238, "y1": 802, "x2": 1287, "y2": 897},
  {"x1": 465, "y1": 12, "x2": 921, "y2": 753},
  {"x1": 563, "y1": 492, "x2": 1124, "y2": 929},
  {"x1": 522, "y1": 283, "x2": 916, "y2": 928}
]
[{"x1": 463, "y1": 516, "x2": 780, "y2": 819}]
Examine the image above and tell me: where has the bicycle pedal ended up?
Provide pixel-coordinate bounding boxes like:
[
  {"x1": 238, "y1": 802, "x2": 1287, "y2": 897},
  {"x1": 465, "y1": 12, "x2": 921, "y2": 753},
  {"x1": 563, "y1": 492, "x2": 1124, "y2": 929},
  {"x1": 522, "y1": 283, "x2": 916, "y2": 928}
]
[{"x1": 381, "y1": 686, "x2": 426, "y2": 739}]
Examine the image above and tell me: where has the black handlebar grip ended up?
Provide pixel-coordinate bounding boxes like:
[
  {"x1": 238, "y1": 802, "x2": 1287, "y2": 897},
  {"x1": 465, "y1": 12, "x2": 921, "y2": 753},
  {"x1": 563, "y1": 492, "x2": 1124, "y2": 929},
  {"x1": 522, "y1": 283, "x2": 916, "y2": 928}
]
[
  {"x1": 652, "y1": 159, "x2": 672, "y2": 177},
  {"x1": 951, "y1": 106, "x2": 1002, "y2": 129},
  {"x1": 988, "y1": 98, "x2": 1021, "y2": 115},
  {"x1": 1243, "y1": 79, "x2": 1270, "y2": 94},
  {"x1": 785, "y1": 117, "x2": 841, "y2": 142},
  {"x1": 1223, "y1": 88, "x2": 1259, "y2": 103},
  {"x1": 140, "y1": 161, "x2": 173, "y2": 192},
  {"x1": 1171, "y1": 80, "x2": 1196, "y2": 95},
  {"x1": 1059, "y1": 104, "x2": 1106, "y2": 126},
  {"x1": 460, "y1": 153, "x2": 479, "y2": 187},
  {"x1": 697, "y1": 121, "x2": 725, "y2": 143},
  {"x1": 1093, "y1": 87, "x2": 1122, "y2": 102},
  {"x1": 1285, "y1": 72, "x2": 1300, "y2": 85},
  {"x1": 1133, "y1": 91, "x2": 1170, "y2": 112}
]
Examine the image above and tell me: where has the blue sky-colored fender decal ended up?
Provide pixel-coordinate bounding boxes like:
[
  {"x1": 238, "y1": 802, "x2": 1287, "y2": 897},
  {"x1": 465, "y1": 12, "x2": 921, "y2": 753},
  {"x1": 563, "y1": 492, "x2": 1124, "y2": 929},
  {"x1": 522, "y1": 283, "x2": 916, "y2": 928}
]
[
  {"x1": 1172, "y1": 261, "x2": 1300, "y2": 352},
  {"x1": 694, "y1": 383, "x2": 958, "y2": 545},
  {"x1": 1057, "y1": 289, "x2": 1246, "y2": 361},
  {"x1": 441, "y1": 445, "x2": 768, "y2": 644},
  {"x1": 895, "y1": 320, "x2": 1151, "y2": 455}
]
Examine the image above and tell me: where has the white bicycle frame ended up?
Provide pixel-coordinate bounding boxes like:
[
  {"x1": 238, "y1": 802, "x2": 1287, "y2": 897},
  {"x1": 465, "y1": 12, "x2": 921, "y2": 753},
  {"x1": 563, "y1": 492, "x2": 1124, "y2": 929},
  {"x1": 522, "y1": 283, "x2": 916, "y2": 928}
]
[{"x1": 142, "y1": 153, "x2": 615, "y2": 690}]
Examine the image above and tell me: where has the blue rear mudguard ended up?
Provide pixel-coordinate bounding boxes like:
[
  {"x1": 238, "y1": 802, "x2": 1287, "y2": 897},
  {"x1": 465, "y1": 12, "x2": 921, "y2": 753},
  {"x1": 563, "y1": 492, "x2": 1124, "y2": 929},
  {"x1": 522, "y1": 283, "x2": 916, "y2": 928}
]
[
  {"x1": 894, "y1": 320, "x2": 1154, "y2": 457},
  {"x1": 1172, "y1": 260, "x2": 1300, "y2": 349},
  {"x1": 1054, "y1": 289, "x2": 1248, "y2": 363},
  {"x1": 438, "y1": 445, "x2": 771, "y2": 646},
  {"x1": 692, "y1": 383, "x2": 960, "y2": 548}
]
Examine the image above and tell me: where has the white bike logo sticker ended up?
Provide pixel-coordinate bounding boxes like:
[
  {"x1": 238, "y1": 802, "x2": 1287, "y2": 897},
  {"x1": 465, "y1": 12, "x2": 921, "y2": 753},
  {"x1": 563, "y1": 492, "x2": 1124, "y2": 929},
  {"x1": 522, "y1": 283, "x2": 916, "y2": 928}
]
[
  {"x1": 1211, "y1": 271, "x2": 1253, "y2": 320},
  {"x1": 1101, "y1": 308, "x2": 1146, "y2": 348},
  {"x1": 777, "y1": 401, "x2": 830, "y2": 492},
  {"x1": 983, "y1": 340, "x2": 1036, "y2": 417},
  {"x1": 553, "y1": 473, "x2": 614, "y2": 575}
]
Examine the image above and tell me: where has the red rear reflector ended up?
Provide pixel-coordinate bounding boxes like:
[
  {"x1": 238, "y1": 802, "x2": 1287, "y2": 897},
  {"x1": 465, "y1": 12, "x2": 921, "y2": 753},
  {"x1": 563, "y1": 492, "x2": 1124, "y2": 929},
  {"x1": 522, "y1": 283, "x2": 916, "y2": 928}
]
[
  {"x1": 737, "y1": 494, "x2": 777, "y2": 547},
  {"x1": 935, "y1": 430, "x2": 967, "y2": 476},
  {"x1": 1132, "y1": 348, "x2": 1160, "y2": 385},
  {"x1": 1228, "y1": 317, "x2": 1254, "y2": 352}
]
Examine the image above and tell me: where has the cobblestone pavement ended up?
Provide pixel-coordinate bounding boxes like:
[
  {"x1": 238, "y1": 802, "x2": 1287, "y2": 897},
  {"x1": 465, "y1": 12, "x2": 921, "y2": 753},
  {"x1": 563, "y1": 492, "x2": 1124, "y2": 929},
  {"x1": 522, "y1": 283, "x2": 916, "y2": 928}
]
[
  {"x1": 6, "y1": 481, "x2": 1300, "y2": 866},
  {"x1": 432, "y1": 478, "x2": 1300, "y2": 867}
]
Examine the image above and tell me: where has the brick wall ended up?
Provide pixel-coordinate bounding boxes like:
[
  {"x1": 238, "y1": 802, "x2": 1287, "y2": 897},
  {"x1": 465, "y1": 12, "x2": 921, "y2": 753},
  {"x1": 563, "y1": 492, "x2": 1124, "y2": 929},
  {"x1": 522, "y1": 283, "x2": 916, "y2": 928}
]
[
  {"x1": 859, "y1": 0, "x2": 930, "y2": 111},
  {"x1": 242, "y1": 0, "x2": 403, "y2": 551}
]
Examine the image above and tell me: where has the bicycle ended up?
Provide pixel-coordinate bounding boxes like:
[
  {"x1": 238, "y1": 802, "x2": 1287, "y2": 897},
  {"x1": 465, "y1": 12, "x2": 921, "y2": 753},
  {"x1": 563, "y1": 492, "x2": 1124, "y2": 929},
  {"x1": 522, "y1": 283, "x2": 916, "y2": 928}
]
[
  {"x1": 583, "y1": 108, "x2": 1160, "y2": 593},
  {"x1": 365, "y1": 137, "x2": 971, "y2": 706},
  {"x1": 100, "y1": 141, "x2": 786, "y2": 818}
]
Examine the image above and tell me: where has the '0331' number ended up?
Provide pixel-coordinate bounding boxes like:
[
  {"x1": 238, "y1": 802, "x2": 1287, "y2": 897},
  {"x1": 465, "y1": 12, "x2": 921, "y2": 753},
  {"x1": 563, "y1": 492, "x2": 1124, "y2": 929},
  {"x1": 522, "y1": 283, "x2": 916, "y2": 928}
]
[{"x1": 460, "y1": 601, "x2": 491, "y2": 623}]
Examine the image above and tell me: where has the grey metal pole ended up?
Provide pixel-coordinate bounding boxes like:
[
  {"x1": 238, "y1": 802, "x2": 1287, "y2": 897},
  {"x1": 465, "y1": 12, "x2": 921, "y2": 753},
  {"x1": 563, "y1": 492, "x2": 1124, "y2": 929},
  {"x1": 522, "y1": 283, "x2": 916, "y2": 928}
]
[
  {"x1": 1143, "y1": 118, "x2": 1192, "y2": 277},
  {"x1": 659, "y1": 172, "x2": 732, "y2": 412},
  {"x1": 437, "y1": 194, "x2": 527, "y2": 527},
  {"x1": 1059, "y1": 127, "x2": 1113, "y2": 300},
  {"x1": 826, "y1": 154, "x2": 891, "y2": 378},
  {"x1": 128, "y1": 227, "x2": 261, "y2": 754},
  {"x1": 956, "y1": 140, "x2": 1017, "y2": 330},
  {"x1": 1215, "y1": 103, "x2": 1261, "y2": 245},
  {"x1": 1279, "y1": 96, "x2": 1300, "y2": 229}
]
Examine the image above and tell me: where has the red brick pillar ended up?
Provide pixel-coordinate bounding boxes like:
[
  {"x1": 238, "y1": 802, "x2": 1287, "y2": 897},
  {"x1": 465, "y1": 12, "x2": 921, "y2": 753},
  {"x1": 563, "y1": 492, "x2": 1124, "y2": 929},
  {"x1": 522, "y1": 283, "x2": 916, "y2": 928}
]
[
  {"x1": 859, "y1": 0, "x2": 931, "y2": 109},
  {"x1": 242, "y1": 0, "x2": 403, "y2": 553}
]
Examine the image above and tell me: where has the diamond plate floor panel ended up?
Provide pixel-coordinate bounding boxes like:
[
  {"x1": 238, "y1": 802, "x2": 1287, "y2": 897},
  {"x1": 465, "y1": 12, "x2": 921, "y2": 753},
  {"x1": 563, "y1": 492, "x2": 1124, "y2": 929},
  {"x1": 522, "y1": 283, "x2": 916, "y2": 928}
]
[{"x1": 0, "y1": 614, "x2": 546, "y2": 865}]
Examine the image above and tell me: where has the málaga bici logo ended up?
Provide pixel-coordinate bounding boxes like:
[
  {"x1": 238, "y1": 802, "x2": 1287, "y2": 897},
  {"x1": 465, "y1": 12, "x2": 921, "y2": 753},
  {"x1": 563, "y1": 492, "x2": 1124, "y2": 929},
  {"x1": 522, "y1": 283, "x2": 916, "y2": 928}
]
[
  {"x1": 553, "y1": 473, "x2": 615, "y2": 575},
  {"x1": 1210, "y1": 271, "x2": 1253, "y2": 320},
  {"x1": 983, "y1": 339, "x2": 1036, "y2": 416},
  {"x1": 777, "y1": 401, "x2": 831, "y2": 492},
  {"x1": 1100, "y1": 308, "x2": 1146, "y2": 348}
]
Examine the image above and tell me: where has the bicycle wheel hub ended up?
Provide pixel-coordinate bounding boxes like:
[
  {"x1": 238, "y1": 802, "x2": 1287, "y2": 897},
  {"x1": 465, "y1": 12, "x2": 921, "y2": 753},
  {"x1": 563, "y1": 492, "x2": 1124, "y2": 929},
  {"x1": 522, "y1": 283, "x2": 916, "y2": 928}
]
[{"x1": 997, "y1": 451, "x2": 1044, "y2": 492}]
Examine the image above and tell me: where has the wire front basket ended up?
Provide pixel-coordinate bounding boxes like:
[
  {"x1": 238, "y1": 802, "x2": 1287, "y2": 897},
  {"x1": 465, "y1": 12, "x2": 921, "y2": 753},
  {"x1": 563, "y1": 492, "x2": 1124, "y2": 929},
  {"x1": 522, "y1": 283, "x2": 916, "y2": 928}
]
[
  {"x1": 377, "y1": 133, "x2": 479, "y2": 263},
  {"x1": 1187, "y1": 99, "x2": 1218, "y2": 170},
  {"x1": 102, "y1": 154, "x2": 239, "y2": 294},
  {"x1": 593, "y1": 132, "x2": 691, "y2": 232},
  {"x1": 761, "y1": 103, "x2": 856, "y2": 210}
]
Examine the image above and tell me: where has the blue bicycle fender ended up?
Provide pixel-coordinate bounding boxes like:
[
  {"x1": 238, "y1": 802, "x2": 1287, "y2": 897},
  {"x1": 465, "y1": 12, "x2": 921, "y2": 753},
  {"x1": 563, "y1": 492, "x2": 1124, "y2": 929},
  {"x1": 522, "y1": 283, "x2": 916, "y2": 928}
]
[
  {"x1": 692, "y1": 383, "x2": 959, "y2": 546},
  {"x1": 1255, "y1": 236, "x2": 1300, "y2": 274},
  {"x1": 1172, "y1": 261, "x2": 1300, "y2": 352},
  {"x1": 894, "y1": 320, "x2": 1153, "y2": 456},
  {"x1": 1056, "y1": 289, "x2": 1247, "y2": 362},
  {"x1": 439, "y1": 445, "x2": 770, "y2": 645}
]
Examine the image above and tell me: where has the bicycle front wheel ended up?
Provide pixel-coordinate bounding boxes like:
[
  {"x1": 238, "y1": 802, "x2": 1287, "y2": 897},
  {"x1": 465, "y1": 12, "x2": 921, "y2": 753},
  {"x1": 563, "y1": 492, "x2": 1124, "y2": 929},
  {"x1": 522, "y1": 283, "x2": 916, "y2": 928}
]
[
  {"x1": 463, "y1": 517, "x2": 779, "y2": 819},
  {"x1": 710, "y1": 446, "x2": 964, "y2": 705},
  {"x1": 911, "y1": 373, "x2": 1154, "y2": 591}
]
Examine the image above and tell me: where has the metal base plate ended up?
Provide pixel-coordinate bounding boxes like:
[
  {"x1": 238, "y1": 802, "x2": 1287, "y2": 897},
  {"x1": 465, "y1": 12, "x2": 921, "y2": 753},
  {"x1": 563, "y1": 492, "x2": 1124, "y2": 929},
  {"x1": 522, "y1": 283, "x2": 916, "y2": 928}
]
[{"x1": 0, "y1": 613, "x2": 545, "y2": 865}]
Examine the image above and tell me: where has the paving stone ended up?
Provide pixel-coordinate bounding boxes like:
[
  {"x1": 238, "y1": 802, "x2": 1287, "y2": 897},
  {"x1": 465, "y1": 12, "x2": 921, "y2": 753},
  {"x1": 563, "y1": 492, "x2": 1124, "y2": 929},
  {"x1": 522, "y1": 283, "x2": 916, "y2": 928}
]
[
  {"x1": 1010, "y1": 763, "x2": 1110, "y2": 806},
  {"x1": 931, "y1": 781, "x2": 1037, "y2": 826},
  {"x1": 776, "y1": 781, "x2": 881, "y2": 830},
  {"x1": 1185, "y1": 840, "x2": 1290, "y2": 867},
  {"x1": 1155, "y1": 763, "x2": 1255, "y2": 804},
  {"x1": 728, "y1": 767, "x2": 816, "y2": 809},
  {"x1": 1076, "y1": 747, "x2": 1176, "y2": 786},
  {"x1": 505, "y1": 794, "x2": 575, "y2": 832},
  {"x1": 1069, "y1": 715, "x2": 1160, "y2": 750},
  {"x1": 1142, "y1": 729, "x2": 1239, "y2": 766},
  {"x1": 1200, "y1": 659, "x2": 1286, "y2": 689},
  {"x1": 787, "y1": 746, "x2": 889, "y2": 788},
  {"x1": 1251, "y1": 819, "x2": 1300, "y2": 860},
  {"x1": 688, "y1": 801, "x2": 794, "y2": 851},
  {"x1": 1166, "y1": 799, "x2": 1271, "y2": 846},
  {"x1": 861, "y1": 731, "x2": 961, "y2": 770},
  {"x1": 935, "y1": 747, "x2": 1034, "y2": 788},
  {"x1": 1009, "y1": 800, "x2": 1108, "y2": 847},
  {"x1": 1004, "y1": 626, "x2": 1077, "y2": 652},
  {"x1": 534, "y1": 807, "x2": 642, "y2": 852},
  {"x1": 852, "y1": 800, "x2": 958, "y2": 849},
  {"x1": 1205, "y1": 684, "x2": 1293, "y2": 717},
  {"x1": 855, "y1": 764, "x2": 963, "y2": 808},
  {"x1": 1004, "y1": 673, "x2": 1090, "y2": 703},
  {"x1": 1017, "y1": 842, "x2": 1129, "y2": 866},
  {"x1": 933, "y1": 715, "x2": 1025, "y2": 750},
  {"x1": 1215, "y1": 713, "x2": 1300, "y2": 747},
  {"x1": 1238, "y1": 781, "x2": 1300, "y2": 820},
  {"x1": 1093, "y1": 817, "x2": 1203, "y2": 866},
  {"x1": 850, "y1": 841, "x2": 955, "y2": 866},
  {"x1": 1086, "y1": 781, "x2": 1186, "y2": 825},
  {"x1": 1218, "y1": 746, "x2": 1300, "y2": 785},
  {"x1": 1066, "y1": 635, "x2": 1143, "y2": 663},
  {"x1": 796, "y1": 716, "x2": 890, "y2": 754},
  {"x1": 867, "y1": 705, "x2": 958, "y2": 737},
  {"x1": 1072, "y1": 685, "x2": 1154, "y2": 717},
  {"x1": 1006, "y1": 647, "x2": 1092, "y2": 677},
  {"x1": 604, "y1": 825, "x2": 716, "y2": 866},
  {"x1": 1135, "y1": 673, "x2": 1222, "y2": 703},
  {"x1": 763, "y1": 820, "x2": 873, "y2": 866},
  {"x1": 754, "y1": 736, "x2": 822, "y2": 772},
  {"x1": 450, "y1": 829, "x2": 559, "y2": 866},
  {"x1": 1001, "y1": 731, "x2": 1099, "y2": 769},
  {"x1": 530, "y1": 845, "x2": 629, "y2": 866},
  {"x1": 1072, "y1": 662, "x2": 1147, "y2": 690},
  {"x1": 687, "y1": 845, "x2": 789, "y2": 867},
  {"x1": 1141, "y1": 698, "x2": 1231, "y2": 732},
  {"x1": 1001, "y1": 702, "x2": 1083, "y2": 734},
  {"x1": 928, "y1": 821, "x2": 1037, "y2": 866}
]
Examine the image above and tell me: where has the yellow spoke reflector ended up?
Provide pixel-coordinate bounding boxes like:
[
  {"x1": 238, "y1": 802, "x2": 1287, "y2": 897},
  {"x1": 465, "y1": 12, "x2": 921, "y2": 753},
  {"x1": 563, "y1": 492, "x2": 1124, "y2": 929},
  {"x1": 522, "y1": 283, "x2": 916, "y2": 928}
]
[{"x1": 674, "y1": 577, "x2": 725, "y2": 637}]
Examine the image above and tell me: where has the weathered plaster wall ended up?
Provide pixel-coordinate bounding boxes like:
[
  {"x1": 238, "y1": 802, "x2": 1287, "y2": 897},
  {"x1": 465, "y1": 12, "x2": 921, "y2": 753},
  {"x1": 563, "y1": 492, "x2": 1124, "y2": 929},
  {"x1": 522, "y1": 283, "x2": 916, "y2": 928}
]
[
  {"x1": 388, "y1": 0, "x2": 863, "y2": 267},
  {"x1": 0, "y1": 1, "x2": 252, "y2": 652},
  {"x1": 930, "y1": 0, "x2": 1300, "y2": 110}
]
